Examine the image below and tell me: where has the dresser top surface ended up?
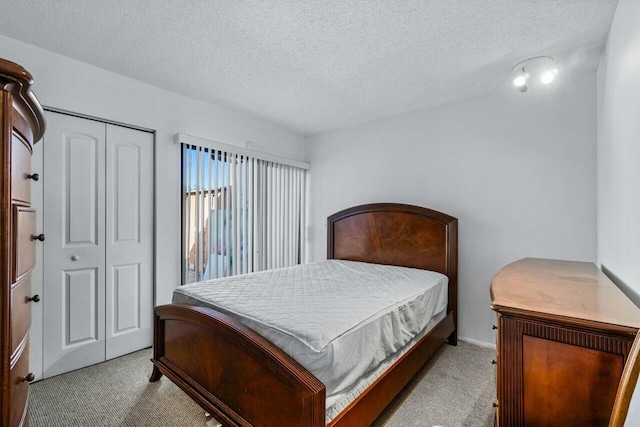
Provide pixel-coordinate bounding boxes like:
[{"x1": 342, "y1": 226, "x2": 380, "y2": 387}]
[{"x1": 491, "y1": 258, "x2": 640, "y2": 329}]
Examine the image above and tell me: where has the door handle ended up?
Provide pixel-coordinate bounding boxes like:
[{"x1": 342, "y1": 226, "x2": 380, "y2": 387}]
[
  {"x1": 32, "y1": 234, "x2": 45, "y2": 241},
  {"x1": 71, "y1": 255, "x2": 80, "y2": 261},
  {"x1": 26, "y1": 173, "x2": 39, "y2": 181},
  {"x1": 27, "y1": 295, "x2": 40, "y2": 303}
]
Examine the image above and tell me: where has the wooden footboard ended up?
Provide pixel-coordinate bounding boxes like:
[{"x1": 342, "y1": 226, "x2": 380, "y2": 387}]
[
  {"x1": 150, "y1": 304, "x2": 326, "y2": 427},
  {"x1": 151, "y1": 303, "x2": 454, "y2": 427}
]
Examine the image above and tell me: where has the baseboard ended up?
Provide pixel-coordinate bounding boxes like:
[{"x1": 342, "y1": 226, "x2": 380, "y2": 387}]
[
  {"x1": 601, "y1": 264, "x2": 640, "y2": 308},
  {"x1": 459, "y1": 336, "x2": 496, "y2": 350}
]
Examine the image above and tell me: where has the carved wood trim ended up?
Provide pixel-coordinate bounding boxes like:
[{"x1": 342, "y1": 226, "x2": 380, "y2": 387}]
[
  {"x1": 0, "y1": 59, "x2": 45, "y2": 142},
  {"x1": 497, "y1": 315, "x2": 524, "y2": 425},
  {"x1": 520, "y1": 318, "x2": 634, "y2": 356},
  {"x1": 491, "y1": 305, "x2": 639, "y2": 337}
]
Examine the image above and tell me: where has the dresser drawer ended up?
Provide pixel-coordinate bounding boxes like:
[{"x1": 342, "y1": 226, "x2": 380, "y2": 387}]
[
  {"x1": 9, "y1": 342, "x2": 31, "y2": 427},
  {"x1": 11, "y1": 274, "x2": 31, "y2": 356},
  {"x1": 11, "y1": 132, "x2": 33, "y2": 204},
  {"x1": 14, "y1": 207, "x2": 37, "y2": 281}
]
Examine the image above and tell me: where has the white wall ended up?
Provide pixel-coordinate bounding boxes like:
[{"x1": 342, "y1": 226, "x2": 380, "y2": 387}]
[
  {"x1": 305, "y1": 72, "x2": 597, "y2": 346},
  {"x1": 597, "y1": 0, "x2": 640, "y2": 303},
  {"x1": 0, "y1": 34, "x2": 305, "y2": 306},
  {"x1": 596, "y1": 0, "x2": 640, "y2": 424}
]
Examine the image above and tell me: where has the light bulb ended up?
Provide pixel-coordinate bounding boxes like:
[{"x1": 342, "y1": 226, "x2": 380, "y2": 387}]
[
  {"x1": 513, "y1": 73, "x2": 529, "y2": 87},
  {"x1": 540, "y1": 70, "x2": 555, "y2": 84}
]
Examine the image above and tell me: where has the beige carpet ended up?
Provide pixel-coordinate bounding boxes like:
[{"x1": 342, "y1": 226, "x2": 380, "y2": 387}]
[
  {"x1": 372, "y1": 341, "x2": 496, "y2": 427},
  {"x1": 30, "y1": 341, "x2": 495, "y2": 426}
]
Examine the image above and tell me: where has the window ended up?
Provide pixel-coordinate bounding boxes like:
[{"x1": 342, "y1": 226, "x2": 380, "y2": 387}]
[{"x1": 181, "y1": 137, "x2": 307, "y2": 284}]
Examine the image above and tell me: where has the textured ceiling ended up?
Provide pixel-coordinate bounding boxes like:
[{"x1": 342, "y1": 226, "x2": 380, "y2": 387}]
[{"x1": 0, "y1": 0, "x2": 618, "y2": 136}]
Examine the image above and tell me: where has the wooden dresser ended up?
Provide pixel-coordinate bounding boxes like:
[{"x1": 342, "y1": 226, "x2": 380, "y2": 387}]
[
  {"x1": 1, "y1": 59, "x2": 46, "y2": 426},
  {"x1": 491, "y1": 258, "x2": 640, "y2": 426}
]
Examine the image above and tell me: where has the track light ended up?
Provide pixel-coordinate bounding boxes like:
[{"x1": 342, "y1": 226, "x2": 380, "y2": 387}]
[
  {"x1": 511, "y1": 57, "x2": 558, "y2": 93},
  {"x1": 540, "y1": 68, "x2": 559, "y2": 84},
  {"x1": 513, "y1": 72, "x2": 529, "y2": 87}
]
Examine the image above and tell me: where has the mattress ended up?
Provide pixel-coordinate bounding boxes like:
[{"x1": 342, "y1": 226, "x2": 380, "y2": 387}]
[{"x1": 173, "y1": 259, "x2": 448, "y2": 418}]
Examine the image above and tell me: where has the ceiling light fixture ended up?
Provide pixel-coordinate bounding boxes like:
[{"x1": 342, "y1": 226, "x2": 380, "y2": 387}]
[
  {"x1": 511, "y1": 56, "x2": 558, "y2": 93},
  {"x1": 513, "y1": 73, "x2": 529, "y2": 88},
  {"x1": 540, "y1": 68, "x2": 559, "y2": 85}
]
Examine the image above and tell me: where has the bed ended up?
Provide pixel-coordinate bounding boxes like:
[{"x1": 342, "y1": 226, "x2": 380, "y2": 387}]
[{"x1": 150, "y1": 203, "x2": 458, "y2": 426}]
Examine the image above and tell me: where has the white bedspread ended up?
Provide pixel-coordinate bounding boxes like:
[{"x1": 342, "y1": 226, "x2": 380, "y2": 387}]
[{"x1": 173, "y1": 260, "x2": 448, "y2": 412}]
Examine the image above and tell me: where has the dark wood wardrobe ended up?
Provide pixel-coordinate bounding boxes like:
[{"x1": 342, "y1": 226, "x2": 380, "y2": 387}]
[{"x1": 0, "y1": 58, "x2": 46, "y2": 426}]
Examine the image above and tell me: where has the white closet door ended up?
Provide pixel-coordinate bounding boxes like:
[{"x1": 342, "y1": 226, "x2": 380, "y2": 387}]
[
  {"x1": 43, "y1": 113, "x2": 106, "y2": 377},
  {"x1": 105, "y1": 124, "x2": 153, "y2": 359}
]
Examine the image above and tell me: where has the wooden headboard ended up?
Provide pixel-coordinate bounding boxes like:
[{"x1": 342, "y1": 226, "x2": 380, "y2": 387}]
[{"x1": 327, "y1": 203, "x2": 458, "y2": 321}]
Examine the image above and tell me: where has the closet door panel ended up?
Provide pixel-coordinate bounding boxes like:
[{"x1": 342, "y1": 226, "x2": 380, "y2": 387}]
[
  {"x1": 112, "y1": 263, "x2": 140, "y2": 333},
  {"x1": 65, "y1": 134, "x2": 100, "y2": 245},
  {"x1": 105, "y1": 124, "x2": 153, "y2": 359},
  {"x1": 65, "y1": 268, "x2": 100, "y2": 344},
  {"x1": 43, "y1": 112, "x2": 106, "y2": 378}
]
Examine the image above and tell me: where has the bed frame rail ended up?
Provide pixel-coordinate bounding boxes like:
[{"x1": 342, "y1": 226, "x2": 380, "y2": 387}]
[
  {"x1": 328, "y1": 312, "x2": 455, "y2": 426},
  {"x1": 150, "y1": 304, "x2": 326, "y2": 427}
]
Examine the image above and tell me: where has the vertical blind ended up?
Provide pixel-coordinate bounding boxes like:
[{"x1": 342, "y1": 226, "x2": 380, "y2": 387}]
[{"x1": 182, "y1": 141, "x2": 307, "y2": 284}]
